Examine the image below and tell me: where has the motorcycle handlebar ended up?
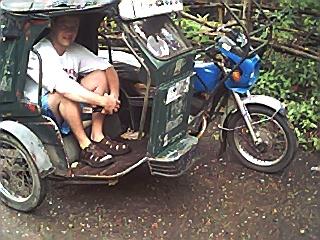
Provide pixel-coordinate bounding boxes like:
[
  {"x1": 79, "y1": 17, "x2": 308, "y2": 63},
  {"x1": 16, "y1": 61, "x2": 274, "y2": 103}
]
[
  {"x1": 220, "y1": 0, "x2": 251, "y2": 58},
  {"x1": 196, "y1": 1, "x2": 283, "y2": 62}
]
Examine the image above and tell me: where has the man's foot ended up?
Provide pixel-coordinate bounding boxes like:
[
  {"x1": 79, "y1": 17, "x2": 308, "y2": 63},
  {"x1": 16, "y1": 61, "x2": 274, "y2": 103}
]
[
  {"x1": 80, "y1": 143, "x2": 114, "y2": 168},
  {"x1": 93, "y1": 136, "x2": 131, "y2": 156}
]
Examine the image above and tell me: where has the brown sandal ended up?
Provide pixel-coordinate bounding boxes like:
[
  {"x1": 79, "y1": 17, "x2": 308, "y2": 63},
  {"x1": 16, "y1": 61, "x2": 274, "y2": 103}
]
[
  {"x1": 80, "y1": 143, "x2": 114, "y2": 168},
  {"x1": 94, "y1": 136, "x2": 131, "y2": 156}
]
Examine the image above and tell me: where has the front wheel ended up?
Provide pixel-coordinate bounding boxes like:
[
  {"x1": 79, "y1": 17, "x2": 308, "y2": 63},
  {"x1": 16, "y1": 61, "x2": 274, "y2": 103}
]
[
  {"x1": 0, "y1": 132, "x2": 47, "y2": 212},
  {"x1": 226, "y1": 105, "x2": 297, "y2": 173}
]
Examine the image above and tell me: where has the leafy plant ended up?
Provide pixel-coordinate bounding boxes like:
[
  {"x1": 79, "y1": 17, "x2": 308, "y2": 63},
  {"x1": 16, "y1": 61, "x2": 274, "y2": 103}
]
[
  {"x1": 254, "y1": 0, "x2": 320, "y2": 150},
  {"x1": 179, "y1": 15, "x2": 215, "y2": 44},
  {"x1": 254, "y1": 51, "x2": 320, "y2": 150}
]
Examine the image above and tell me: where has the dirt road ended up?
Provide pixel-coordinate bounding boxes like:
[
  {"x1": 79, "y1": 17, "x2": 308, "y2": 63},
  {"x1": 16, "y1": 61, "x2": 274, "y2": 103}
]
[{"x1": 0, "y1": 134, "x2": 319, "y2": 240}]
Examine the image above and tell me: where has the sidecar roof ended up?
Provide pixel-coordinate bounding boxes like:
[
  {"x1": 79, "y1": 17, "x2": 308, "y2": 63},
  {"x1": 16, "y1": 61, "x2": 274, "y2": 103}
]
[{"x1": 0, "y1": 0, "x2": 119, "y2": 14}]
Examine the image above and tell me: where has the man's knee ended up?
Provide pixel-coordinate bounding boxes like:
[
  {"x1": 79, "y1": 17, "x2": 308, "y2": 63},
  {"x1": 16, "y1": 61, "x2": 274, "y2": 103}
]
[
  {"x1": 47, "y1": 93, "x2": 78, "y2": 113},
  {"x1": 81, "y1": 70, "x2": 108, "y2": 91},
  {"x1": 47, "y1": 92, "x2": 64, "y2": 107},
  {"x1": 60, "y1": 95, "x2": 78, "y2": 107},
  {"x1": 94, "y1": 70, "x2": 108, "y2": 87},
  {"x1": 86, "y1": 70, "x2": 106, "y2": 81}
]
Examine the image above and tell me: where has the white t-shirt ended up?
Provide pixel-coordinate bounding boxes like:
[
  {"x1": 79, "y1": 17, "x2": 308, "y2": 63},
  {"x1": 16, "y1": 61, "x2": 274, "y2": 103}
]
[{"x1": 25, "y1": 38, "x2": 112, "y2": 103}]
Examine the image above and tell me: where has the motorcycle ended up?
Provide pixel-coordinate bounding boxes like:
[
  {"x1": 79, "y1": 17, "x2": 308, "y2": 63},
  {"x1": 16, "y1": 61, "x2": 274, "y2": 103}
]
[{"x1": 189, "y1": 1, "x2": 297, "y2": 173}]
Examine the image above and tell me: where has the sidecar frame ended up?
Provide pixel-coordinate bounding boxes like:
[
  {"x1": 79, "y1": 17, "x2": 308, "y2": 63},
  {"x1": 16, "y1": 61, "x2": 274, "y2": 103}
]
[{"x1": 0, "y1": 0, "x2": 199, "y2": 183}]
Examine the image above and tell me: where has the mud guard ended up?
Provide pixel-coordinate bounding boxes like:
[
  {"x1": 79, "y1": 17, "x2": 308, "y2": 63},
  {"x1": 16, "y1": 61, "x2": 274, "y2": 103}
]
[
  {"x1": 0, "y1": 120, "x2": 54, "y2": 178},
  {"x1": 218, "y1": 95, "x2": 286, "y2": 156},
  {"x1": 147, "y1": 135, "x2": 198, "y2": 177},
  {"x1": 241, "y1": 95, "x2": 286, "y2": 115}
]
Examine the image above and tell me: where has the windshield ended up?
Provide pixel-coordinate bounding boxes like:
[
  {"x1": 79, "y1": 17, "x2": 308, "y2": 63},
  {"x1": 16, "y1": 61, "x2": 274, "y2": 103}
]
[{"x1": 130, "y1": 15, "x2": 190, "y2": 59}]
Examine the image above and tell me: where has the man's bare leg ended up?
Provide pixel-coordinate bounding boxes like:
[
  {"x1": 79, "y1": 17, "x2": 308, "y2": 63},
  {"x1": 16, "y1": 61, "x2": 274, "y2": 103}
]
[
  {"x1": 47, "y1": 92, "x2": 116, "y2": 167},
  {"x1": 80, "y1": 70, "x2": 109, "y2": 142},
  {"x1": 48, "y1": 93, "x2": 91, "y2": 149}
]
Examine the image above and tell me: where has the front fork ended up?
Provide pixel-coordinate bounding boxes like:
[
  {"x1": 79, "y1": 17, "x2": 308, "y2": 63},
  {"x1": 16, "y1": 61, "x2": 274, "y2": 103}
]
[{"x1": 232, "y1": 92, "x2": 262, "y2": 145}]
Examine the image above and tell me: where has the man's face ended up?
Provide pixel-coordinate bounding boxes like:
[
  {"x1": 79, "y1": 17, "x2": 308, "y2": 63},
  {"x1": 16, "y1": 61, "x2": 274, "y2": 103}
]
[{"x1": 51, "y1": 16, "x2": 80, "y2": 48}]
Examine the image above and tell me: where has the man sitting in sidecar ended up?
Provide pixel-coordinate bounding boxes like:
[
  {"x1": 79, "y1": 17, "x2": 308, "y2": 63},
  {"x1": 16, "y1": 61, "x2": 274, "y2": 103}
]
[{"x1": 26, "y1": 15, "x2": 130, "y2": 168}]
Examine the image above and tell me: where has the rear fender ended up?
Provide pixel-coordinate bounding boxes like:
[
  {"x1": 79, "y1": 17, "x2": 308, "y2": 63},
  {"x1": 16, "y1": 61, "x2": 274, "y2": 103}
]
[{"x1": 0, "y1": 120, "x2": 54, "y2": 178}]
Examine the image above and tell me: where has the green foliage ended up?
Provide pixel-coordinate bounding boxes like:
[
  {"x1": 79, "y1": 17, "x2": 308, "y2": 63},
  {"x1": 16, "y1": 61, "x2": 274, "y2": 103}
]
[
  {"x1": 273, "y1": 0, "x2": 320, "y2": 44},
  {"x1": 280, "y1": 0, "x2": 320, "y2": 11},
  {"x1": 254, "y1": 51, "x2": 320, "y2": 150},
  {"x1": 255, "y1": 0, "x2": 320, "y2": 151},
  {"x1": 179, "y1": 15, "x2": 215, "y2": 44}
]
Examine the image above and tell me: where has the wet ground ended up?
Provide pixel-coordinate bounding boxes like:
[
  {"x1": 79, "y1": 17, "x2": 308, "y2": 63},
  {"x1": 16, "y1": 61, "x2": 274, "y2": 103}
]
[{"x1": 0, "y1": 131, "x2": 319, "y2": 240}]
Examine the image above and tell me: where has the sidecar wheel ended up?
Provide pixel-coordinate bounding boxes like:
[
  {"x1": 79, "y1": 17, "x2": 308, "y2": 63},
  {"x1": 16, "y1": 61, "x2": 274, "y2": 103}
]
[
  {"x1": 0, "y1": 132, "x2": 47, "y2": 212},
  {"x1": 226, "y1": 105, "x2": 297, "y2": 173}
]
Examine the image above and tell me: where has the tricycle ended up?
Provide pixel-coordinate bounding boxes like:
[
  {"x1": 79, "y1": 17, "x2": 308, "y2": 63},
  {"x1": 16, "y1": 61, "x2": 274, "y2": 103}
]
[{"x1": 0, "y1": 0, "x2": 296, "y2": 212}]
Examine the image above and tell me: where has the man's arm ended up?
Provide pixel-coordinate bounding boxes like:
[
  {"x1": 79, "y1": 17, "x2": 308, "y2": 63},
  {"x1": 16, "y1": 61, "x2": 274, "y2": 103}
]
[
  {"x1": 28, "y1": 44, "x2": 118, "y2": 111},
  {"x1": 55, "y1": 79, "x2": 110, "y2": 106}
]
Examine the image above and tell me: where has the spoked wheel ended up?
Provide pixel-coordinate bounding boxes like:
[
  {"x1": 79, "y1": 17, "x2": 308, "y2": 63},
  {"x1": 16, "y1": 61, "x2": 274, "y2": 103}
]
[
  {"x1": 0, "y1": 132, "x2": 47, "y2": 212},
  {"x1": 226, "y1": 105, "x2": 297, "y2": 173}
]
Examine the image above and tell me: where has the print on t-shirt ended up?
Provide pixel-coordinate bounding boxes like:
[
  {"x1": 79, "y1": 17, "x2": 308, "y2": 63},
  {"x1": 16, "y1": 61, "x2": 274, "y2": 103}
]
[{"x1": 63, "y1": 68, "x2": 77, "y2": 80}]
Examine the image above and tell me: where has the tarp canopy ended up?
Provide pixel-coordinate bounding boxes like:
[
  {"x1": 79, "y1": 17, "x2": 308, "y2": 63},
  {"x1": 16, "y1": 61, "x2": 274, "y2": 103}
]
[{"x1": 0, "y1": 0, "x2": 118, "y2": 13}]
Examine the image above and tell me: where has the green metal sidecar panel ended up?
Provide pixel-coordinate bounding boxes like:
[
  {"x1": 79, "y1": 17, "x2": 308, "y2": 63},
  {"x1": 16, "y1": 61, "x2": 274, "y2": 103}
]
[
  {"x1": 148, "y1": 134, "x2": 198, "y2": 177},
  {"x1": 0, "y1": 11, "x2": 48, "y2": 108},
  {"x1": 0, "y1": 12, "x2": 23, "y2": 103},
  {"x1": 122, "y1": 16, "x2": 196, "y2": 156}
]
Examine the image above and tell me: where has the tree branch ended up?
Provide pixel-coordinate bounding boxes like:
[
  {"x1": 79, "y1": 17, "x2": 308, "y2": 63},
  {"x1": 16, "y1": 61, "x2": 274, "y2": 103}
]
[{"x1": 252, "y1": 37, "x2": 320, "y2": 61}]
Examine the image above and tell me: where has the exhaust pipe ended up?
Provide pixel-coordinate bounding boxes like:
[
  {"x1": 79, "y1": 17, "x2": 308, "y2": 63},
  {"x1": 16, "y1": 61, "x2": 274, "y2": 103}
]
[{"x1": 196, "y1": 115, "x2": 208, "y2": 139}]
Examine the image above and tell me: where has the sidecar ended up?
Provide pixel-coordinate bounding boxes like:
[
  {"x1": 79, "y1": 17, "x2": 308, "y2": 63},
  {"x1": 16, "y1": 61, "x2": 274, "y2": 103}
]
[{"x1": 0, "y1": 0, "x2": 199, "y2": 212}]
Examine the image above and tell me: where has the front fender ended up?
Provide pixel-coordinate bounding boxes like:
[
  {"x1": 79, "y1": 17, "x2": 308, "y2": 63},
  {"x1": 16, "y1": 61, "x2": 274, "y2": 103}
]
[
  {"x1": 218, "y1": 94, "x2": 286, "y2": 156},
  {"x1": 241, "y1": 95, "x2": 286, "y2": 116},
  {"x1": 0, "y1": 120, "x2": 54, "y2": 178}
]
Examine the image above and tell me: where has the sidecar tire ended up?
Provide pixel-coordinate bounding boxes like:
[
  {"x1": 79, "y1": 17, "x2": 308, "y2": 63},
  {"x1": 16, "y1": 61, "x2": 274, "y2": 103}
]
[
  {"x1": 0, "y1": 132, "x2": 47, "y2": 212},
  {"x1": 226, "y1": 105, "x2": 297, "y2": 173}
]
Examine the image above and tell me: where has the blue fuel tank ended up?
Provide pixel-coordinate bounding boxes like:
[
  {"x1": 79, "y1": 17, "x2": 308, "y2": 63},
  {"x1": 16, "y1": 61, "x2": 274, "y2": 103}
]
[{"x1": 193, "y1": 62, "x2": 221, "y2": 93}]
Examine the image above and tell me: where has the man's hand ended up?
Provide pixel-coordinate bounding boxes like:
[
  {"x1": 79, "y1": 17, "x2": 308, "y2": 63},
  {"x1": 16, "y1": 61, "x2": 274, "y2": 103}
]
[
  {"x1": 110, "y1": 92, "x2": 119, "y2": 102},
  {"x1": 101, "y1": 93, "x2": 120, "y2": 114}
]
